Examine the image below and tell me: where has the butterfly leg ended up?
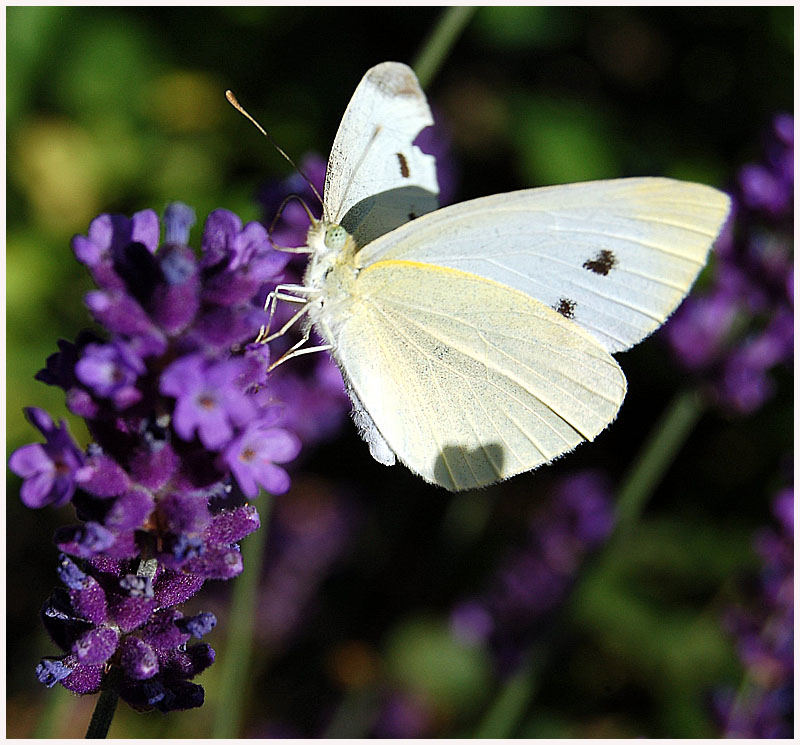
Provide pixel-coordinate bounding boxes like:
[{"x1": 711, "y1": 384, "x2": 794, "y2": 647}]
[
  {"x1": 271, "y1": 244, "x2": 314, "y2": 254},
  {"x1": 259, "y1": 283, "x2": 315, "y2": 342},
  {"x1": 268, "y1": 338, "x2": 333, "y2": 372},
  {"x1": 266, "y1": 314, "x2": 331, "y2": 371},
  {"x1": 260, "y1": 302, "x2": 313, "y2": 344}
]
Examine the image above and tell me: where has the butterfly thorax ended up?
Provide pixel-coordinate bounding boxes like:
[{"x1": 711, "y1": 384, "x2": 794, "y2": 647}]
[{"x1": 303, "y1": 221, "x2": 360, "y2": 341}]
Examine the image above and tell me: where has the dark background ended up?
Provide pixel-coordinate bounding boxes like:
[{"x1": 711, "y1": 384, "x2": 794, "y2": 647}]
[{"x1": 7, "y1": 6, "x2": 793, "y2": 738}]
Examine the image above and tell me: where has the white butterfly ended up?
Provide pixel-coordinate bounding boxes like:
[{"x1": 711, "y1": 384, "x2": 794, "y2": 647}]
[{"x1": 271, "y1": 61, "x2": 730, "y2": 492}]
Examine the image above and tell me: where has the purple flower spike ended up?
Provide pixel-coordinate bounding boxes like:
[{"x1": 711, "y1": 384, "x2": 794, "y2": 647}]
[
  {"x1": 119, "y1": 636, "x2": 160, "y2": 680},
  {"x1": 9, "y1": 408, "x2": 85, "y2": 509},
  {"x1": 200, "y1": 209, "x2": 242, "y2": 269},
  {"x1": 105, "y1": 488, "x2": 155, "y2": 532},
  {"x1": 57, "y1": 554, "x2": 91, "y2": 590},
  {"x1": 152, "y1": 570, "x2": 204, "y2": 608},
  {"x1": 139, "y1": 609, "x2": 190, "y2": 651},
  {"x1": 55, "y1": 522, "x2": 116, "y2": 558},
  {"x1": 18, "y1": 198, "x2": 322, "y2": 711},
  {"x1": 664, "y1": 115, "x2": 792, "y2": 417},
  {"x1": 185, "y1": 544, "x2": 244, "y2": 580},
  {"x1": 157, "y1": 680, "x2": 205, "y2": 712},
  {"x1": 84, "y1": 290, "x2": 167, "y2": 358},
  {"x1": 73, "y1": 627, "x2": 119, "y2": 665},
  {"x1": 177, "y1": 612, "x2": 217, "y2": 639},
  {"x1": 164, "y1": 202, "x2": 196, "y2": 245},
  {"x1": 75, "y1": 452, "x2": 130, "y2": 498},
  {"x1": 229, "y1": 221, "x2": 272, "y2": 270},
  {"x1": 36, "y1": 657, "x2": 73, "y2": 687},
  {"x1": 223, "y1": 422, "x2": 301, "y2": 497},
  {"x1": 200, "y1": 211, "x2": 289, "y2": 306},
  {"x1": 75, "y1": 341, "x2": 146, "y2": 409},
  {"x1": 715, "y1": 484, "x2": 793, "y2": 737},
  {"x1": 150, "y1": 244, "x2": 201, "y2": 334},
  {"x1": 415, "y1": 111, "x2": 459, "y2": 206},
  {"x1": 61, "y1": 660, "x2": 104, "y2": 695},
  {"x1": 205, "y1": 504, "x2": 261, "y2": 545},
  {"x1": 447, "y1": 470, "x2": 614, "y2": 675},
  {"x1": 72, "y1": 210, "x2": 160, "y2": 291},
  {"x1": 120, "y1": 574, "x2": 155, "y2": 599},
  {"x1": 160, "y1": 355, "x2": 254, "y2": 450},
  {"x1": 739, "y1": 164, "x2": 788, "y2": 214},
  {"x1": 188, "y1": 305, "x2": 269, "y2": 352},
  {"x1": 158, "y1": 491, "x2": 211, "y2": 535}
]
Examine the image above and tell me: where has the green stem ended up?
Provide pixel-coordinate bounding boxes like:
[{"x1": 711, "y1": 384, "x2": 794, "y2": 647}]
[
  {"x1": 473, "y1": 387, "x2": 707, "y2": 737},
  {"x1": 614, "y1": 387, "x2": 706, "y2": 532},
  {"x1": 85, "y1": 689, "x2": 119, "y2": 739},
  {"x1": 472, "y1": 645, "x2": 548, "y2": 739},
  {"x1": 211, "y1": 494, "x2": 273, "y2": 738},
  {"x1": 412, "y1": 7, "x2": 476, "y2": 89}
]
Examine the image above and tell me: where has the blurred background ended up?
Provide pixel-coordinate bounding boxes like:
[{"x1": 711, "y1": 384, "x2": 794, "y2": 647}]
[{"x1": 7, "y1": 6, "x2": 793, "y2": 738}]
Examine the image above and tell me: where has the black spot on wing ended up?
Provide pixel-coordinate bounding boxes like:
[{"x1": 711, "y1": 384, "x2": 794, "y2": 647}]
[
  {"x1": 396, "y1": 152, "x2": 410, "y2": 178},
  {"x1": 583, "y1": 249, "x2": 617, "y2": 276},
  {"x1": 408, "y1": 212, "x2": 418, "y2": 221},
  {"x1": 555, "y1": 298, "x2": 576, "y2": 319}
]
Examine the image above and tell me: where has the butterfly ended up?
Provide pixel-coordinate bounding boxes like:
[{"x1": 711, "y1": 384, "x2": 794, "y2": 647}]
[{"x1": 271, "y1": 61, "x2": 730, "y2": 492}]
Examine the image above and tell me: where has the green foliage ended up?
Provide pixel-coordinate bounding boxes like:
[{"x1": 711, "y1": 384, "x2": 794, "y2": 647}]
[{"x1": 384, "y1": 616, "x2": 492, "y2": 715}]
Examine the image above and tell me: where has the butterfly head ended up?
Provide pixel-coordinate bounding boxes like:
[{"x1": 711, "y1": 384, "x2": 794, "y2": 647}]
[
  {"x1": 307, "y1": 220, "x2": 353, "y2": 256},
  {"x1": 324, "y1": 224, "x2": 349, "y2": 251}
]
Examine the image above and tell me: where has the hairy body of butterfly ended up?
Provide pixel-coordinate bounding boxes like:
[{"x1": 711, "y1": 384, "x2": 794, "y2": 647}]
[{"x1": 280, "y1": 62, "x2": 730, "y2": 491}]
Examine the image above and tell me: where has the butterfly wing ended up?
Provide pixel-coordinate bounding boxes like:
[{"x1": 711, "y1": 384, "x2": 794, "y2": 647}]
[
  {"x1": 332, "y1": 260, "x2": 627, "y2": 491},
  {"x1": 355, "y1": 178, "x2": 731, "y2": 353},
  {"x1": 323, "y1": 62, "x2": 439, "y2": 248}
]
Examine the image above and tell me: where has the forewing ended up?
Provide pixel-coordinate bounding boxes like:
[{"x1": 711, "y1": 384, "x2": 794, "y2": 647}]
[
  {"x1": 356, "y1": 178, "x2": 731, "y2": 352},
  {"x1": 335, "y1": 261, "x2": 627, "y2": 491},
  {"x1": 324, "y1": 62, "x2": 439, "y2": 247}
]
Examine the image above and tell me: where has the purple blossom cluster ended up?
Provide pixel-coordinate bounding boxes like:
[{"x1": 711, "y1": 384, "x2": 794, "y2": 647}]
[
  {"x1": 713, "y1": 487, "x2": 793, "y2": 737},
  {"x1": 665, "y1": 114, "x2": 793, "y2": 415},
  {"x1": 9, "y1": 202, "x2": 302, "y2": 710},
  {"x1": 449, "y1": 471, "x2": 615, "y2": 674}
]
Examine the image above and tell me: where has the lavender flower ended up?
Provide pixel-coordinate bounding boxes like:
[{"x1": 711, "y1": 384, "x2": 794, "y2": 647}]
[
  {"x1": 75, "y1": 341, "x2": 146, "y2": 409},
  {"x1": 9, "y1": 408, "x2": 85, "y2": 509},
  {"x1": 665, "y1": 114, "x2": 793, "y2": 415},
  {"x1": 223, "y1": 422, "x2": 300, "y2": 497},
  {"x1": 713, "y1": 486, "x2": 793, "y2": 737},
  {"x1": 12, "y1": 201, "x2": 301, "y2": 711},
  {"x1": 160, "y1": 355, "x2": 255, "y2": 450},
  {"x1": 37, "y1": 553, "x2": 214, "y2": 711}
]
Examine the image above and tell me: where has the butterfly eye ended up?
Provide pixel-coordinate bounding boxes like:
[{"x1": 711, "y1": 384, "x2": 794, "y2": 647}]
[{"x1": 324, "y1": 225, "x2": 348, "y2": 250}]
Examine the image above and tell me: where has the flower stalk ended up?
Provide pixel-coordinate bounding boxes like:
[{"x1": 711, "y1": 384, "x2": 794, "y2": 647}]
[
  {"x1": 85, "y1": 689, "x2": 119, "y2": 739},
  {"x1": 413, "y1": 6, "x2": 476, "y2": 89}
]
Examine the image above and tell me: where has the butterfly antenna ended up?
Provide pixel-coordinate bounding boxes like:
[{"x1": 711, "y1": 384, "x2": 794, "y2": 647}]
[
  {"x1": 225, "y1": 90, "x2": 324, "y2": 209},
  {"x1": 270, "y1": 195, "x2": 318, "y2": 236}
]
